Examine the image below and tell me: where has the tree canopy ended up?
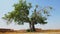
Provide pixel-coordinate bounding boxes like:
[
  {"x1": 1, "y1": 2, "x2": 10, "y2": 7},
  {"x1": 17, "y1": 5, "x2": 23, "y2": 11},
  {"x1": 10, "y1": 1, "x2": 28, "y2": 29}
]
[{"x1": 2, "y1": 0, "x2": 52, "y2": 32}]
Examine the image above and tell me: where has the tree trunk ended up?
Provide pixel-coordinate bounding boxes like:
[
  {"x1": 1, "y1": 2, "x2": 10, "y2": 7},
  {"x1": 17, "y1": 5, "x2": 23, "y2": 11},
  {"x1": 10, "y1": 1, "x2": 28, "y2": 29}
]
[
  {"x1": 29, "y1": 22, "x2": 31, "y2": 32},
  {"x1": 31, "y1": 22, "x2": 35, "y2": 32},
  {"x1": 29, "y1": 21, "x2": 35, "y2": 32}
]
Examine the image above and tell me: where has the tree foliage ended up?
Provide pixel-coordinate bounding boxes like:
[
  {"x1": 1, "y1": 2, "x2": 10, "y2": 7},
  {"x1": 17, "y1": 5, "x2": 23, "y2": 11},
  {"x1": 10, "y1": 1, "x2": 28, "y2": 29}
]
[{"x1": 2, "y1": 0, "x2": 52, "y2": 32}]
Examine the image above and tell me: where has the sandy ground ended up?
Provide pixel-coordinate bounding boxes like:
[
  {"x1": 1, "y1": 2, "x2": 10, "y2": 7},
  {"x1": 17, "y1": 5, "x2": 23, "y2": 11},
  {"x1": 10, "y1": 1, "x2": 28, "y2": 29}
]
[{"x1": 0, "y1": 32, "x2": 60, "y2": 34}]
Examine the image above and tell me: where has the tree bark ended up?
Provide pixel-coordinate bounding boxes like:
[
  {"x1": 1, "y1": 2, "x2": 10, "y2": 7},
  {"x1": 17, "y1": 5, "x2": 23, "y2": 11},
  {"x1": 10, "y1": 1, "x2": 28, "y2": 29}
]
[
  {"x1": 29, "y1": 22, "x2": 31, "y2": 32},
  {"x1": 31, "y1": 22, "x2": 35, "y2": 32},
  {"x1": 29, "y1": 21, "x2": 35, "y2": 32}
]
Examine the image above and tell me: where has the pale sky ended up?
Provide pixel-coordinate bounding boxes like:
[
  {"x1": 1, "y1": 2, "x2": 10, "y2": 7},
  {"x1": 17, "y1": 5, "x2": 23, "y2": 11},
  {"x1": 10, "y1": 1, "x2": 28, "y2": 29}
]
[{"x1": 0, "y1": 0, "x2": 60, "y2": 30}]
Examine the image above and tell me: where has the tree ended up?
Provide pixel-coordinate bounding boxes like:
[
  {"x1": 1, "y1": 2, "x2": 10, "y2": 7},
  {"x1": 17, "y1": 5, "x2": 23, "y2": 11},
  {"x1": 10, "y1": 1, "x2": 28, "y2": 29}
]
[{"x1": 2, "y1": 0, "x2": 52, "y2": 32}]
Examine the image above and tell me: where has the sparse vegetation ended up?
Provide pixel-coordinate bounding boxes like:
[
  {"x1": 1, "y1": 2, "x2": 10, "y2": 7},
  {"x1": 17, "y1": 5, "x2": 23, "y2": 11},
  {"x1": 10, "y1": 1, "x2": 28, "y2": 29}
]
[{"x1": 26, "y1": 29, "x2": 30, "y2": 32}]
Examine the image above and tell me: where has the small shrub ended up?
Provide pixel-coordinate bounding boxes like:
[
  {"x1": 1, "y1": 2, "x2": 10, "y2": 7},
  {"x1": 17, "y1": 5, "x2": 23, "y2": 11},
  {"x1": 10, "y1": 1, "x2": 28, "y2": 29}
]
[{"x1": 26, "y1": 29, "x2": 30, "y2": 32}]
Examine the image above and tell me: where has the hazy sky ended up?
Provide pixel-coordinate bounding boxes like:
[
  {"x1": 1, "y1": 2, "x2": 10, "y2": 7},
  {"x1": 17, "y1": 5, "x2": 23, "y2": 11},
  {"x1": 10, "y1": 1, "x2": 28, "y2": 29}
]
[{"x1": 0, "y1": 0, "x2": 60, "y2": 30}]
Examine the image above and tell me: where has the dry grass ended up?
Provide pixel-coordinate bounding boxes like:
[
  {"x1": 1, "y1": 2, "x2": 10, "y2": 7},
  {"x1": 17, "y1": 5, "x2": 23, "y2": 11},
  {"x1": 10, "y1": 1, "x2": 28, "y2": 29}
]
[
  {"x1": 0, "y1": 28, "x2": 60, "y2": 34},
  {"x1": 0, "y1": 32, "x2": 60, "y2": 34}
]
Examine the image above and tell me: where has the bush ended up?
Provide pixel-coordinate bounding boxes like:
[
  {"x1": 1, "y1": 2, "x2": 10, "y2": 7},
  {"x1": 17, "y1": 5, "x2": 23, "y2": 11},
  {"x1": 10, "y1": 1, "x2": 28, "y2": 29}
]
[{"x1": 26, "y1": 29, "x2": 30, "y2": 32}]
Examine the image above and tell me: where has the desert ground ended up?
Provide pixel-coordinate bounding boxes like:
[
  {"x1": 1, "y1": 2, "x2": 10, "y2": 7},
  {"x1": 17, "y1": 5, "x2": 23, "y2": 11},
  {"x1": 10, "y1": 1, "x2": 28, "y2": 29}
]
[
  {"x1": 0, "y1": 32, "x2": 60, "y2": 34},
  {"x1": 0, "y1": 28, "x2": 60, "y2": 34}
]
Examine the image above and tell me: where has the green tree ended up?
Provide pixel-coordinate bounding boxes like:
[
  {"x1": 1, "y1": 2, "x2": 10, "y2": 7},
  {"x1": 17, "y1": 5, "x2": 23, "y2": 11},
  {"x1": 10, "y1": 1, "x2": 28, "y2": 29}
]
[{"x1": 2, "y1": 0, "x2": 52, "y2": 32}]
